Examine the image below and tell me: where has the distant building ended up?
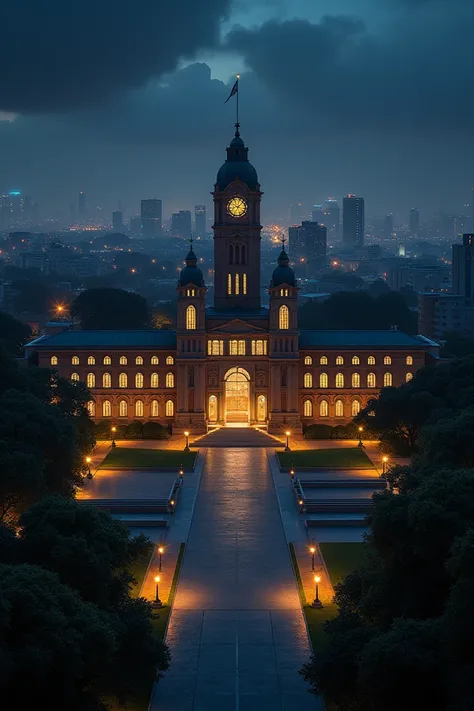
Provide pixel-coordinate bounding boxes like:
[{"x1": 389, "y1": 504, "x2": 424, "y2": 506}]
[
  {"x1": 343, "y1": 195, "x2": 365, "y2": 248},
  {"x1": 78, "y1": 191, "x2": 86, "y2": 218},
  {"x1": 194, "y1": 205, "x2": 207, "y2": 236},
  {"x1": 112, "y1": 210, "x2": 123, "y2": 232},
  {"x1": 289, "y1": 203, "x2": 303, "y2": 224},
  {"x1": 418, "y1": 292, "x2": 474, "y2": 341},
  {"x1": 409, "y1": 207, "x2": 420, "y2": 235},
  {"x1": 129, "y1": 215, "x2": 142, "y2": 234},
  {"x1": 301, "y1": 221, "x2": 327, "y2": 274},
  {"x1": 389, "y1": 264, "x2": 449, "y2": 294},
  {"x1": 141, "y1": 199, "x2": 162, "y2": 238},
  {"x1": 383, "y1": 214, "x2": 393, "y2": 238},
  {"x1": 288, "y1": 225, "x2": 305, "y2": 265},
  {"x1": 452, "y1": 233, "x2": 474, "y2": 301},
  {"x1": 311, "y1": 204, "x2": 325, "y2": 223},
  {"x1": 324, "y1": 199, "x2": 340, "y2": 239},
  {"x1": 171, "y1": 210, "x2": 192, "y2": 240}
]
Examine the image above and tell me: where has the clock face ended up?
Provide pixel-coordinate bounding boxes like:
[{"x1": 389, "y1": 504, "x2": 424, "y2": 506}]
[{"x1": 227, "y1": 196, "x2": 247, "y2": 218}]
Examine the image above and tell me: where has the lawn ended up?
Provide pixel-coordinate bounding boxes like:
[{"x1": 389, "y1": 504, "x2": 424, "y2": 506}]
[
  {"x1": 278, "y1": 447, "x2": 374, "y2": 470},
  {"x1": 320, "y1": 542, "x2": 367, "y2": 588},
  {"x1": 99, "y1": 447, "x2": 196, "y2": 470},
  {"x1": 129, "y1": 543, "x2": 154, "y2": 598}
]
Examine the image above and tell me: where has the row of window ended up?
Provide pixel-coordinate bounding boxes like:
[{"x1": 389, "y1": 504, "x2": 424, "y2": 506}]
[
  {"x1": 304, "y1": 355, "x2": 414, "y2": 366},
  {"x1": 303, "y1": 399, "x2": 362, "y2": 417},
  {"x1": 52, "y1": 355, "x2": 174, "y2": 366},
  {"x1": 227, "y1": 273, "x2": 248, "y2": 295},
  {"x1": 72, "y1": 372, "x2": 175, "y2": 388},
  {"x1": 89, "y1": 399, "x2": 174, "y2": 418},
  {"x1": 207, "y1": 339, "x2": 268, "y2": 356},
  {"x1": 303, "y1": 371, "x2": 413, "y2": 388}
]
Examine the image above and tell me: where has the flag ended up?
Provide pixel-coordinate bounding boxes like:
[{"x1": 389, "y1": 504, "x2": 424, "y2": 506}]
[{"x1": 225, "y1": 78, "x2": 239, "y2": 103}]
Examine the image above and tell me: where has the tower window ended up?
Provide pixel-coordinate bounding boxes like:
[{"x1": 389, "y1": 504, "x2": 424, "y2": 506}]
[
  {"x1": 228, "y1": 273, "x2": 232, "y2": 295},
  {"x1": 50, "y1": 354, "x2": 58, "y2": 365},
  {"x1": 279, "y1": 304, "x2": 289, "y2": 330},
  {"x1": 243, "y1": 273, "x2": 247, "y2": 294},
  {"x1": 235, "y1": 273, "x2": 240, "y2": 295},
  {"x1": 186, "y1": 304, "x2": 196, "y2": 330}
]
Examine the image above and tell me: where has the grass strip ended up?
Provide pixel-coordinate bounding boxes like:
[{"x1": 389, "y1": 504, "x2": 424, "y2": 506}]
[
  {"x1": 100, "y1": 447, "x2": 196, "y2": 470},
  {"x1": 278, "y1": 447, "x2": 374, "y2": 470}
]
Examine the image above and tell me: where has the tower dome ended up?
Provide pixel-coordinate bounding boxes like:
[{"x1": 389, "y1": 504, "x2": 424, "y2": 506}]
[
  {"x1": 215, "y1": 125, "x2": 259, "y2": 191},
  {"x1": 179, "y1": 243, "x2": 204, "y2": 287},
  {"x1": 271, "y1": 246, "x2": 296, "y2": 287}
]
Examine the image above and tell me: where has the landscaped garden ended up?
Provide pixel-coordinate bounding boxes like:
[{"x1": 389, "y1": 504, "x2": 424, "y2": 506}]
[
  {"x1": 100, "y1": 447, "x2": 196, "y2": 470},
  {"x1": 278, "y1": 447, "x2": 374, "y2": 470}
]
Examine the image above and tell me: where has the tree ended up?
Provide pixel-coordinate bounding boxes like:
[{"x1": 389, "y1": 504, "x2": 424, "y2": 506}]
[
  {"x1": 10, "y1": 278, "x2": 53, "y2": 315},
  {"x1": 440, "y1": 330, "x2": 474, "y2": 358},
  {"x1": 71, "y1": 288, "x2": 150, "y2": 329},
  {"x1": 415, "y1": 407, "x2": 474, "y2": 469},
  {"x1": 0, "y1": 444, "x2": 42, "y2": 523},
  {"x1": 0, "y1": 310, "x2": 31, "y2": 355}
]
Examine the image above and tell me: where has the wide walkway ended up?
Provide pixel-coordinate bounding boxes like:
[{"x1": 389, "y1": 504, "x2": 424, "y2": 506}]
[{"x1": 151, "y1": 448, "x2": 320, "y2": 711}]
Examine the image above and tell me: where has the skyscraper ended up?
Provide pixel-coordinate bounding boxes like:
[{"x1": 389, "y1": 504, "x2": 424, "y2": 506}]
[
  {"x1": 288, "y1": 225, "x2": 305, "y2": 264},
  {"x1": 141, "y1": 199, "x2": 162, "y2": 238},
  {"x1": 78, "y1": 191, "x2": 86, "y2": 218},
  {"x1": 311, "y1": 204, "x2": 324, "y2": 223},
  {"x1": 452, "y1": 233, "x2": 474, "y2": 302},
  {"x1": 112, "y1": 210, "x2": 123, "y2": 232},
  {"x1": 324, "y1": 199, "x2": 340, "y2": 239},
  {"x1": 171, "y1": 210, "x2": 192, "y2": 240},
  {"x1": 301, "y1": 221, "x2": 327, "y2": 274},
  {"x1": 383, "y1": 214, "x2": 393, "y2": 238},
  {"x1": 194, "y1": 205, "x2": 207, "y2": 236},
  {"x1": 409, "y1": 207, "x2": 420, "y2": 235},
  {"x1": 343, "y1": 195, "x2": 365, "y2": 248},
  {"x1": 289, "y1": 203, "x2": 303, "y2": 224}
]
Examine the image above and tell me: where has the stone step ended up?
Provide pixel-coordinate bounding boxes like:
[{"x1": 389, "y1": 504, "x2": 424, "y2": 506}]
[{"x1": 194, "y1": 426, "x2": 282, "y2": 448}]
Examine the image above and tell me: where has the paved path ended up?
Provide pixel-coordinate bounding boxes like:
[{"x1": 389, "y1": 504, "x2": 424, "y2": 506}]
[{"x1": 151, "y1": 447, "x2": 321, "y2": 711}]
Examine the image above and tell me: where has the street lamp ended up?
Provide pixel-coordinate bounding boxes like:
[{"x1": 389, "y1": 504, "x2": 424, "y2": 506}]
[
  {"x1": 179, "y1": 464, "x2": 184, "y2": 483},
  {"x1": 111, "y1": 426, "x2": 117, "y2": 448},
  {"x1": 289, "y1": 465, "x2": 295, "y2": 481},
  {"x1": 184, "y1": 430, "x2": 190, "y2": 452},
  {"x1": 285, "y1": 430, "x2": 291, "y2": 452},
  {"x1": 153, "y1": 575, "x2": 163, "y2": 608},
  {"x1": 86, "y1": 456, "x2": 92, "y2": 479},
  {"x1": 309, "y1": 545, "x2": 316, "y2": 571},
  {"x1": 158, "y1": 546, "x2": 164, "y2": 572},
  {"x1": 312, "y1": 574, "x2": 323, "y2": 608},
  {"x1": 357, "y1": 426, "x2": 364, "y2": 448},
  {"x1": 382, "y1": 455, "x2": 388, "y2": 476}
]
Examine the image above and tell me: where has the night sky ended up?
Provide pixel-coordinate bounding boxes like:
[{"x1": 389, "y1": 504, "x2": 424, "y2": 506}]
[{"x1": 0, "y1": 0, "x2": 472, "y2": 220}]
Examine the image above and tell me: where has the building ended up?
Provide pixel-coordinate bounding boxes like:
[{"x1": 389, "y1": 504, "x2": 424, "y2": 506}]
[
  {"x1": 300, "y1": 221, "x2": 327, "y2": 274},
  {"x1": 171, "y1": 210, "x2": 192, "y2": 240},
  {"x1": 288, "y1": 225, "x2": 305, "y2": 264},
  {"x1": 26, "y1": 126, "x2": 438, "y2": 431},
  {"x1": 141, "y1": 199, "x2": 162, "y2": 238},
  {"x1": 383, "y1": 214, "x2": 393, "y2": 238},
  {"x1": 452, "y1": 233, "x2": 474, "y2": 301},
  {"x1": 343, "y1": 195, "x2": 365, "y2": 248},
  {"x1": 418, "y1": 292, "x2": 474, "y2": 341},
  {"x1": 112, "y1": 211, "x2": 123, "y2": 232},
  {"x1": 324, "y1": 199, "x2": 340, "y2": 239},
  {"x1": 312, "y1": 205, "x2": 324, "y2": 223},
  {"x1": 388, "y1": 263, "x2": 449, "y2": 293},
  {"x1": 409, "y1": 207, "x2": 420, "y2": 235},
  {"x1": 194, "y1": 205, "x2": 207, "y2": 237}
]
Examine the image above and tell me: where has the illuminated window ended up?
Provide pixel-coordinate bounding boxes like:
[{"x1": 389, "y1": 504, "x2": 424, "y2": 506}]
[
  {"x1": 166, "y1": 399, "x2": 174, "y2": 416},
  {"x1": 320, "y1": 356, "x2": 328, "y2": 365},
  {"x1": 279, "y1": 305, "x2": 289, "y2": 330},
  {"x1": 151, "y1": 355, "x2": 159, "y2": 365},
  {"x1": 352, "y1": 372, "x2": 360, "y2": 388},
  {"x1": 87, "y1": 372, "x2": 95, "y2": 388},
  {"x1": 303, "y1": 399, "x2": 313, "y2": 417},
  {"x1": 243, "y1": 273, "x2": 247, "y2": 294},
  {"x1": 368, "y1": 356, "x2": 375, "y2": 365},
  {"x1": 119, "y1": 400, "x2": 128, "y2": 417},
  {"x1": 320, "y1": 373, "x2": 328, "y2": 388},
  {"x1": 280, "y1": 288, "x2": 289, "y2": 296},
  {"x1": 71, "y1": 372, "x2": 80, "y2": 382},
  {"x1": 351, "y1": 400, "x2": 361, "y2": 417},
  {"x1": 384, "y1": 355, "x2": 392, "y2": 365},
  {"x1": 235, "y1": 273, "x2": 240, "y2": 295},
  {"x1": 252, "y1": 340, "x2": 267, "y2": 355},
  {"x1": 209, "y1": 340, "x2": 223, "y2": 355},
  {"x1": 166, "y1": 372, "x2": 174, "y2": 388},
  {"x1": 135, "y1": 373, "x2": 144, "y2": 388},
  {"x1": 120, "y1": 356, "x2": 127, "y2": 365},
  {"x1": 166, "y1": 356, "x2": 174, "y2": 365},
  {"x1": 335, "y1": 372, "x2": 344, "y2": 388},
  {"x1": 103, "y1": 372, "x2": 111, "y2": 388},
  {"x1": 186, "y1": 288, "x2": 195, "y2": 296},
  {"x1": 230, "y1": 340, "x2": 238, "y2": 355},
  {"x1": 305, "y1": 355, "x2": 313, "y2": 365},
  {"x1": 119, "y1": 372, "x2": 128, "y2": 388},
  {"x1": 352, "y1": 356, "x2": 360, "y2": 365},
  {"x1": 406, "y1": 355, "x2": 413, "y2": 365},
  {"x1": 102, "y1": 400, "x2": 111, "y2": 417},
  {"x1": 136, "y1": 356, "x2": 143, "y2": 365},
  {"x1": 319, "y1": 400, "x2": 329, "y2": 417},
  {"x1": 151, "y1": 373, "x2": 159, "y2": 388},
  {"x1": 186, "y1": 304, "x2": 196, "y2": 330},
  {"x1": 367, "y1": 372, "x2": 376, "y2": 388},
  {"x1": 104, "y1": 356, "x2": 111, "y2": 365},
  {"x1": 87, "y1": 400, "x2": 95, "y2": 417},
  {"x1": 135, "y1": 400, "x2": 144, "y2": 417},
  {"x1": 406, "y1": 372, "x2": 413, "y2": 382},
  {"x1": 335, "y1": 399, "x2": 344, "y2": 417},
  {"x1": 336, "y1": 356, "x2": 344, "y2": 365},
  {"x1": 151, "y1": 400, "x2": 159, "y2": 417},
  {"x1": 51, "y1": 356, "x2": 58, "y2": 366},
  {"x1": 384, "y1": 372, "x2": 392, "y2": 387},
  {"x1": 238, "y1": 340, "x2": 246, "y2": 355},
  {"x1": 72, "y1": 356, "x2": 79, "y2": 365},
  {"x1": 87, "y1": 356, "x2": 95, "y2": 365},
  {"x1": 228, "y1": 273, "x2": 232, "y2": 295},
  {"x1": 304, "y1": 372, "x2": 313, "y2": 388}
]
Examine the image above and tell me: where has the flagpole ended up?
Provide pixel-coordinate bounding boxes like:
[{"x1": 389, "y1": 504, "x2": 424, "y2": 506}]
[{"x1": 236, "y1": 74, "x2": 240, "y2": 132}]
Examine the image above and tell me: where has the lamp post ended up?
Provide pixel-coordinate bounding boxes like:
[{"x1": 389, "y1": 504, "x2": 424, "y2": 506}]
[
  {"x1": 111, "y1": 426, "x2": 117, "y2": 448},
  {"x1": 86, "y1": 456, "x2": 92, "y2": 479},
  {"x1": 184, "y1": 430, "x2": 190, "y2": 452},
  {"x1": 179, "y1": 464, "x2": 184, "y2": 484},
  {"x1": 153, "y1": 575, "x2": 163, "y2": 608},
  {"x1": 357, "y1": 426, "x2": 364, "y2": 448},
  {"x1": 309, "y1": 545, "x2": 316, "y2": 571},
  {"x1": 382, "y1": 455, "x2": 388, "y2": 476},
  {"x1": 158, "y1": 546, "x2": 164, "y2": 572},
  {"x1": 312, "y1": 574, "x2": 323, "y2": 608},
  {"x1": 285, "y1": 430, "x2": 291, "y2": 452},
  {"x1": 289, "y1": 465, "x2": 295, "y2": 482}
]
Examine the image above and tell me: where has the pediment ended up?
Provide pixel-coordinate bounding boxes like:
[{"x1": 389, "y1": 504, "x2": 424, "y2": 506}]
[{"x1": 208, "y1": 318, "x2": 267, "y2": 334}]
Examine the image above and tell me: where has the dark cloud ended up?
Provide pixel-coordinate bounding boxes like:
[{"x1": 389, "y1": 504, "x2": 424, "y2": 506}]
[{"x1": 0, "y1": 0, "x2": 230, "y2": 112}]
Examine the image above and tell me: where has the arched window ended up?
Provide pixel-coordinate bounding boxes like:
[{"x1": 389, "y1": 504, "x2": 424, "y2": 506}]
[
  {"x1": 71, "y1": 372, "x2": 80, "y2": 382},
  {"x1": 368, "y1": 355, "x2": 375, "y2": 365},
  {"x1": 150, "y1": 373, "x2": 159, "y2": 388},
  {"x1": 406, "y1": 372, "x2": 413, "y2": 382},
  {"x1": 151, "y1": 400, "x2": 159, "y2": 417},
  {"x1": 103, "y1": 372, "x2": 111, "y2": 388},
  {"x1": 243, "y1": 273, "x2": 247, "y2": 294},
  {"x1": 235, "y1": 273, "x2": 240, "y2": 295},
  {"x1": 384, "y1": 372, "x2": 392, "y2": 387},
  {"x1": 351, "y1": 400, "x2": 361, "y2": 417},
  {"x1": 227, "y1": 273, "x2": 232, "y2": 295},
  {"x1": 119, "y1": 400, "x2": 128, "y2": 417},
  {"x1": 120, "y1": 356, "x2": 127, "y2": 365},
  {"x1": 230, "y1": 340, "x2": 238, "y2": 355},
  {"x1": 72, "y1": 355, "x2": 79, "y2": 365},
  {"x1": 166, "y1": 356, "x2": 174, "y2": 365},
  {"x1": 87, "y1": 400, "x2": 95, "y2": 417},
  {"x1": 102, "y1": 400, "x2": 111, "y2": 417},
  {"x1": 352, "y1": 356, "x2": 360, "y2": 365},
  {"x1": 136, "y1": 356, "x2": 143, "y2": 365},
  {"x1": 304, "y1": 372, "x2": 313, "y2": 388},
  {"x1": 320, "y1": 355, "x2": 328, "y2": 365},
  {"x1": 165, "y1": 399, "x2": 174, "y2": 416},
  {"x1": 135, "y1": 373, "x2": 144, "y2": 388},
  {"x1": 406, "y1": 355, "x2": 413, "y2": 365},
  {"x1": 335, "y1": 372, "x2": 344, "y2": 388},
  {"x1": 335, "y1": 399, "x2": 344, "y2": 417},
  {"x1": 87, "y1": 372, "x2": 95, "y2": 388},
  {"x1": 51, "y1": 356, "x2": 58, "y2": 366},
  {"x1": 319, "y1": 400, "x2": 329, "y2": 417},
  {"x1": 186, "y1": 304, "x2": 196, "y2": 330},
  {"x1": 166, "y1": 372, "x2": 174, "y2": 388},
  {"x1": 352, "y1": 372, "x2": 360, "y2": 388},
  {"x1": 304, "y1": 355, "x2": 312, "y2": 365},
  {"x1": 87, "y1": 356, "x2": 95, "y2": 365},
  {"x1": 151, "y1": 355, "x2": 159, "y2": 365},
  {"x1": 303, "y1": 399, "x2": 313, "y2": 417},
  {"x1": 119, "y1": 372, "x2": 128, "y2": 388},
  {"x1": 336, "y1": 355, "x2": 344, "y2": 365},
  {"x1": 384, "y1": 355, "x2": 392, "y2": 365},
  {"x1": 279, "y1": 304, "x2": 289, "y2": 330},
  {"x1": 103, "y1": 356, "x2": 111, "y2": 365},
  {"x1": 320, "y1": 372, "x2": 328, "y2": 388},
  {"x1": 367, "y1": 372, "x2": 376, "y2": 388},
  {"x1": 135, "y1": 400, "x2": 144, "y2": 417}
]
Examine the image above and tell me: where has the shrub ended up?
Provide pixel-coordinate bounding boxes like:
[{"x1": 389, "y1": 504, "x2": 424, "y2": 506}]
[
  {"x1": 304, "y1": 424, "x2": 334, "y2": 439},
  {"x1": 123, "y1": 421, "x2": 144, "y2": 439},
  {"x1": 142, "y1": 421, "x2": 169, "y2": 440}
]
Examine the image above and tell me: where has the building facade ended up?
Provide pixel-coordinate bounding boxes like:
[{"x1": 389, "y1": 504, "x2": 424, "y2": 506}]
[
  {"x1": 343, "y1": 194, "x2": 365, "y2": 248},
  {"x1": 27, "y1": 127, "x2": 439, "y2": 433}
]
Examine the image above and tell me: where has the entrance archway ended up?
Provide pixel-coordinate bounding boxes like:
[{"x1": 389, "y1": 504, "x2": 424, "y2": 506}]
[
  {"x1": 257, "y1": 395, "x2": 267, "y2": 423},
  {"x1": 224, "y1": 367, "x2": 250, "y2": 424},
  {"x1": 208, "y1": 395, "x2": 218, "y2": 423}
]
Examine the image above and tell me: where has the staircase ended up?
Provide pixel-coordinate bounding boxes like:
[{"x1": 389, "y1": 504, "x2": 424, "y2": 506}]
[{"x1": 194, "y1": 426, "x2": 283, "y2": 448}]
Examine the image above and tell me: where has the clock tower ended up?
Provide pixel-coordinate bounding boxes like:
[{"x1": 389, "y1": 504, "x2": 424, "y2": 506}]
[{"x1": 212, "y1": 125, "x2": 262, "y2": 310}]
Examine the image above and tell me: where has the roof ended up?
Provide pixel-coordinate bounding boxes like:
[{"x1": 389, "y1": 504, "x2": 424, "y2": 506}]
[
  {"x1": 26, "y1": 329, "x2": 177, "y2": 349},
  {"x1": 299, "y1": 330, "x2": 438, "y2": 349}
]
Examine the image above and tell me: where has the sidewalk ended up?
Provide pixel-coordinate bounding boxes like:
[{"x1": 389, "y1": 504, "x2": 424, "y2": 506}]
[
  {"x1": 293, "y1": 540, "x2": 334, "y2": 607},
  {"x1": 140, "y1": 541, "x2": 181, "y2": 605}
]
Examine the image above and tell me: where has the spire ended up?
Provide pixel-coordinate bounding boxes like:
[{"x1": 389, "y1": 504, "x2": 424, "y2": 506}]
[
  {"x1": 278, "y1": 235, "x2": 289, "y2": 266},
  {"x1": 185, "y1": 236, "x2": 197, "y2": 265}
]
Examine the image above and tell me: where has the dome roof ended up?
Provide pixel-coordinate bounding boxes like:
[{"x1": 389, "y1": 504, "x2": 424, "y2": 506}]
[
  {"x1": 215, "y1": 127, "x2": 259, "y2": 191},
  {"x1": 271, "y1": 248, "x2": 296, "y2": 287},
  {"x1": 179, "y1": 247, "x2": 204, "y2": 287}
]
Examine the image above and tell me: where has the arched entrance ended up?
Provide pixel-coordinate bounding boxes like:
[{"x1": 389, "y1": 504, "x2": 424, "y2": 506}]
[
  {"x1": 257, "y1": 395, "x2": 267, "y2": 423},
  {"x1": 208, "y1": 395, "x2": 218, "y2": 423},
  {"x1": 224, "y1": 367, "x2": 250, "y2": 424}
]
